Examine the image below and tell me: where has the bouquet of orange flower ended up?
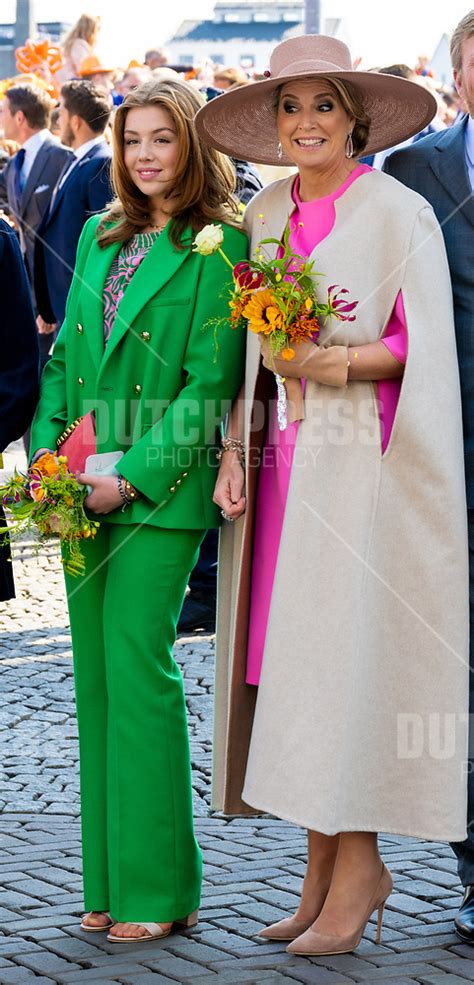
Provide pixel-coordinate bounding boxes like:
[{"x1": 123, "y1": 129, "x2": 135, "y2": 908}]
[
  {"x1": 0, "y1": 452, "x2": 99, "y2": 577},
  {"x1": 193, "y1": 221, "x2": 358, "y2": 429}
]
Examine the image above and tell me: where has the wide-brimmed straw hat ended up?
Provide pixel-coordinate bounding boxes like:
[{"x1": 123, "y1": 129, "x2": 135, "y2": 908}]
[{"x1": 195, "y1": 35, "x2": 437, "y2": 165}]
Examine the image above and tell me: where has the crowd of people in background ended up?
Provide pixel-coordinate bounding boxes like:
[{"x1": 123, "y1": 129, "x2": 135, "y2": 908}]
[{"x1": 0, "y1": 10, "x2": 464, "y2": 220}]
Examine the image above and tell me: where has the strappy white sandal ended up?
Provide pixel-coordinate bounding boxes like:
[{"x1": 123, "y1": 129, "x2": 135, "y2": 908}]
[
  {"x1": 81, "y1": 911, "x2": 113, "y2": 932},
  {"x1": 107, "y1": 910, "x2": 198, "y2": 943}
]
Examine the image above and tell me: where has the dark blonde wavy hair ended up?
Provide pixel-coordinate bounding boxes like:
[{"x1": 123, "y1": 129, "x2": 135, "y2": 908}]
[
  {"x1": 97, "y1": 78, "x2": 239, "y2": 250},
  {"x1": 63, "y1": 14, "x2": 100, "y2": 55},
  {"x1": 450, "y1": 11, "x2": 474, "y2": 74},
  {"x1": 274, "y1": 76, "x2": 371, "y2": 158}
]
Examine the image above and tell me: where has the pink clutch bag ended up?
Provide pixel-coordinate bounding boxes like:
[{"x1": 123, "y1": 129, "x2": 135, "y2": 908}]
[{"x1": 57, "y1": 411, "x2": 97, "y2": 474}]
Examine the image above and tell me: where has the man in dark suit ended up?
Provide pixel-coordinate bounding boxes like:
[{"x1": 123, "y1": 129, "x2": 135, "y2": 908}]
[
  {"x1": 384, "y1": 11, "x2": 474, "y2": 943},
  {"x1": 0, "y1": 220, "x2": 39, "y2": 599},
  {"x1": 0, "y1": 83, "x2": 71, "y2": 366},
  {"x1": 34, "y1": 80, "x2": 113, "y2": 330}
]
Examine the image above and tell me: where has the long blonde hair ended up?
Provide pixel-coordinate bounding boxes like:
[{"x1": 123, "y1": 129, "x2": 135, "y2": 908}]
[
  {"x1": 97, "y1": 78, "x2": 238, "y2": 251},
  {"x1": 63, "y1": 14, "x2": 100, "y2": 56}
]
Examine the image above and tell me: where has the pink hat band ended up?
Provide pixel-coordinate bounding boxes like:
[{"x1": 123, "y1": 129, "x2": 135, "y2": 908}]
[{"x1": 270, "y1": 58, "x2": 350, "y2": 78}]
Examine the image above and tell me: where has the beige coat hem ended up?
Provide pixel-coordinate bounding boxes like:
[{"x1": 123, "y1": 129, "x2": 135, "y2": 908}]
[{"x1": 240, "y1": 792, "x2": 467, "y2": 842}]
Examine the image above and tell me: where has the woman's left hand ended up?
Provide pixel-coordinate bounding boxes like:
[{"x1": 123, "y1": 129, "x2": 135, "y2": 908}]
[
  {"x1": 260, "y1": 337, "x2": 316, "y2": 379},
  {"x1": 78, "y1": 474, "x2": 123, "y2": 514},
  {"x1": 260, "y1": 336, "x2": 350, "y2": 387}
]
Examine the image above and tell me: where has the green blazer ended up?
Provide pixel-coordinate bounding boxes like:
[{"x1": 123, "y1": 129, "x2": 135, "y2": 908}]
[{"x1": 30, "y1": 214, "x2": 247, "y2": 529}]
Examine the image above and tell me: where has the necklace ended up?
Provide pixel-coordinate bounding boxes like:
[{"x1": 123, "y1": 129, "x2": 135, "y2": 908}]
[{"x1": 148, "y1": 215, "x2": 169, "y2": 232}]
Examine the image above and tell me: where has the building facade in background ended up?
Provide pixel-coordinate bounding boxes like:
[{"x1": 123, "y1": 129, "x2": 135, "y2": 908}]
[
  {"x1": 430, "y1": 33, "x2": 452, "y2": 85},
  {"x1": 166, "y1": 0, "x2": 347, "y2": 73}
]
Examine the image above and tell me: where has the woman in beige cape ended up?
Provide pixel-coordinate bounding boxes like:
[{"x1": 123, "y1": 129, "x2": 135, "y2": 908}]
[{"x1": 195, "y1": 35, "x2": 470, "y2": 956}]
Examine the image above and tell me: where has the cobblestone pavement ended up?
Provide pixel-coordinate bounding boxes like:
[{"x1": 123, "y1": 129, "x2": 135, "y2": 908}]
[{"x1": 1, "y1": 443, "x2": 474, "y2": 984}]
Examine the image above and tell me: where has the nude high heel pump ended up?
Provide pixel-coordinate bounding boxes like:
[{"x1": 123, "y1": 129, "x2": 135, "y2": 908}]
[
  {"x1": 259, "y1": 914, "x2": 319, "y2": 941},
  {"x1": 286, "y1": 863, "x2": 393, "y2": 956},
  {"x1": 259, "y1": 875, "x2": 334, "y2": 940}
]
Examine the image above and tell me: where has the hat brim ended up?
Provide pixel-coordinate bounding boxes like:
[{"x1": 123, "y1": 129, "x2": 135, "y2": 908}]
[
  {"x1": 195, "y1": 71, "x2": 437, "y2": 165},
  {"x1": 80, "y1": 67, "x2": 115, "y2": 76}
]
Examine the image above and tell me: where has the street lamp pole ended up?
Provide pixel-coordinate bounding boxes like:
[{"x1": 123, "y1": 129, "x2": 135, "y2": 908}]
[
  {"x1": 304, "y1": 0, "x2": 321, "y2": 35},
  {"x1": 10, "y1": 0, "x2": 35, "y2": 75},
  {"x1": 15, "y1": 0, "x2": 36, "y2": 51}
]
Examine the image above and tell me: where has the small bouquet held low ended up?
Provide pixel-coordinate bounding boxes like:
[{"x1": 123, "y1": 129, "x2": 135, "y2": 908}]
[
  {"x1": 193, "y1": 220, "x2": 358, "y2": 429},
  {"x1": 0, "y1": 452, "x2": 99, "y2": 577}
]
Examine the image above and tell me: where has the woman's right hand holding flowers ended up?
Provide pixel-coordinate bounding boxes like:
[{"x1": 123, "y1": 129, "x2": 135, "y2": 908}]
[{"x1": 213, "y1": 449, "x2": 246, "y2": 519}]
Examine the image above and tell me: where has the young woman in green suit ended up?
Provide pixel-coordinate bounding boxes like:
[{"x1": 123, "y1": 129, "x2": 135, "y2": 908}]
[{"x1": 30, "y1": 79, "x2": 246, "y2": 943}]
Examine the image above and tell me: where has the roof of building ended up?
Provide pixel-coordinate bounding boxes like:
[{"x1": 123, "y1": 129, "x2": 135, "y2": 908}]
[
  {"x1": 0, "y1": 21, "x2": 69, "y2": 47},
  {"x1": 169, "y1": 19, "x2": 302, "y2": 42},
  {"x1": 431, "y1": 32, "x2": 449, "y2": 59},
  {"x1": 169, "y1": 15, "x2": 341, "y2": 45}
]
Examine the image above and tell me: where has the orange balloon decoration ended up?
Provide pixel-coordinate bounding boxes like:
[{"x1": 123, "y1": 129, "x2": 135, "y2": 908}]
[{"x1": 15, "y1": 38, "x2": 64, "y2": 97}]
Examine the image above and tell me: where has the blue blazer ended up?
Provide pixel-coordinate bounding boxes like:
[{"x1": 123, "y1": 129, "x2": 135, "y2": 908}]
[
  {"x1": 35, "y1": 140, "x2": 113, "y2": 326},
  {"x1": 0, "y1": 219, "x2": 39, "y2": 600},
  {"x1": 0, "y1": 219, "x2": 39, "y2": 451},
  {"x1": 384, "y1": 117, "x2": 474, "y2": 505}
]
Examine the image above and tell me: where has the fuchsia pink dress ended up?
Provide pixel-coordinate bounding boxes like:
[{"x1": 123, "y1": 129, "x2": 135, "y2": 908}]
[{"x1": 246, "y1": 164, "x2": 408, "y2": 685}]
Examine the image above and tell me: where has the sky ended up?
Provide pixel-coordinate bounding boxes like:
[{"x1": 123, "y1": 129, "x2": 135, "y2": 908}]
[{"x1": 3, "y1": 0, "x2": 472, "y2": 70}]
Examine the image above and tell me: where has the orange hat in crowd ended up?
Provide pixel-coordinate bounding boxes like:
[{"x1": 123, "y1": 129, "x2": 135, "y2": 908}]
[{"x1": 79, "y1": 55, "x2": 115, "y2": 77}]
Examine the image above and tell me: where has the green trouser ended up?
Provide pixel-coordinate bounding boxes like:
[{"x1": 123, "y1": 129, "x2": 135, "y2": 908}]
[{"x1": 64, "y1": 522, "x2": 204, "y2": 922}]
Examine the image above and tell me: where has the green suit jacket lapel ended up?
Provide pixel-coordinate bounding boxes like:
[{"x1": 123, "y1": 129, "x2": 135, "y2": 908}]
[{"x1": 98, "y1": 227, "x2": 191, "y2": 375}]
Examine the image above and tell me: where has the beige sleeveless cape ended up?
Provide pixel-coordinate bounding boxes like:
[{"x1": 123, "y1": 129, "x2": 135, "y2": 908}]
[{"x1": 214, "y1": 168, "x2": 469, "y2": 840}]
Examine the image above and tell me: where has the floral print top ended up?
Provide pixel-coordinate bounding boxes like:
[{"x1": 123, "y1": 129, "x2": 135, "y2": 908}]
[{"x1": 103, "y1": 231, "x2": 160, "y2": 343}]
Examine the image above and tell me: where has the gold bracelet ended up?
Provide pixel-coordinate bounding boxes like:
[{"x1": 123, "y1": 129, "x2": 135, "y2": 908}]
[
  {"x1": 216, "y1": 436, "x2": 245, "y2": 464},
  {"x1": 123, "y1": 478, "x2": 140, "y2": 502}
]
